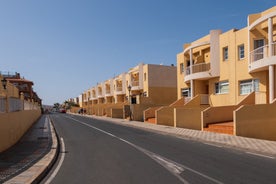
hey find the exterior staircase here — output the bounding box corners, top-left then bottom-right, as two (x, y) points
(146, 117), (156, 124)
(203, 122), (234, 135)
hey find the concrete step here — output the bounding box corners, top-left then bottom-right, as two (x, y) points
(204, 122), (234, 135)
(145, 118), (156, 124)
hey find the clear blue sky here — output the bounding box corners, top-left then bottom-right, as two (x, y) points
(0, 0), (275, 105)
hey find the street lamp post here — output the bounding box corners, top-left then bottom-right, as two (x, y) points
(127, 85), (132, 121)
(1, 78), (7, 89)
(1, 78), (8, 112)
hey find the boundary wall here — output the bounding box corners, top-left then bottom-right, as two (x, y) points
(0, 110), (41, 152)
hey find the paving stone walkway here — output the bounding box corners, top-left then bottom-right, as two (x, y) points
(0, 115), (57, 184)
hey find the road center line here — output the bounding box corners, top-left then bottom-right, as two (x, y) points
(66, 116), (223, 184)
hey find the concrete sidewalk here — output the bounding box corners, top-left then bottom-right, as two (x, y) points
(1, 113), (276, 184)
(0, 115), (58, 184)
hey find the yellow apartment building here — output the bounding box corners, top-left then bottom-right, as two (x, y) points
(152, 6), (276, 141)
(80, 63), (177, 121)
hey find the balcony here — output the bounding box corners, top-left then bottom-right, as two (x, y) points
(91, 95), (97, 100)
(97, 91), (104, 98)
(105, 89), (112, 97)
(115, 86), (125, 95)
(131, 80), (139, 87)
(249, 43), (276, 73)
(184, 63), (212, 82)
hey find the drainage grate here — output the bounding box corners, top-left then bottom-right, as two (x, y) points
(37, 137), (49, 140)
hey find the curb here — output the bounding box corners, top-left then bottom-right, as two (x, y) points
(4, 116), (60, 184)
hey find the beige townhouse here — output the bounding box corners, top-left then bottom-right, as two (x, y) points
(80, 63), (177, 121)
(149, 6), (276, 141)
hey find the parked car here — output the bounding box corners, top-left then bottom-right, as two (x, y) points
(59, 109), (66, 113)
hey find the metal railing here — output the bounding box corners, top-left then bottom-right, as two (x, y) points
(186, 63), (211, 75)
(116, 86), (123, 91)
(250, 43), (276, 63)
(0, 96), (40, 112)
(131, 80), (139, 87)
(9, 97), (23, 112)
(24, 100), (40, 110)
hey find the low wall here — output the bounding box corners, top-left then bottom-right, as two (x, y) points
(156, 106), (174, 126)
(105, 103), (126, 117)
(175, 107), (207, 130)
(132, 104), (153, 121)
(111, 108), (124, 118)
(202, 105), (237, 128)
(235, 103), (276, 141)
(0, 110), (41, 153)
(143, 106), (162, 121)
(201, 92), (256, 129)
(70, 106), (81, 113)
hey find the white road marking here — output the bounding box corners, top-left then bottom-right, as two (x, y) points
(204, 142), (223, 148)
(246, 152), (275, 159)
(44, 137), (66, 184)
(66, 116), (223, 184)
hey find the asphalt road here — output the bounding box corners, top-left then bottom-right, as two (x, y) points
(43, 113), (276, 184)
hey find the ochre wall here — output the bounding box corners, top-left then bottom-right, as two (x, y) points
(148, 87), (177, 105)
(131, 103), (155, 121)
(156, 106), (174, 126)
(177, 52), (186, 99)
(235, 103), (276, 141)
(111, 108), (124, 119)
(144, 64), (177, 105)
(0, 110), (41, 153)
(174, 107), (207, 130)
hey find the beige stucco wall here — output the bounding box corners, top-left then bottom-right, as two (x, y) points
(235, 102), (276, 141)
(156, 106), (174, 126)
(176, 52), (186, 99)
(131, 103), (155, 121)
(111, 108), (124, 118)
(105, 103), (126, 117)
(0, 76), (20, 98)
(174, 107), (207, 130)
(0, 110), (41, 153)
(144, 64), (177, 105)
(144, 106), (162, 121)
(148, 87), (177, 105)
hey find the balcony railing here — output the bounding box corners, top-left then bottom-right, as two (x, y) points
(105, 89), (111, 94)
(131, 80), (139, 87)
(9, 97), (24, 112)
(185, 63), (210, 75)
(250, 43), (276, 63)
(116, 86), (122, 92)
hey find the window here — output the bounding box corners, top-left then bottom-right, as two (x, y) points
(180, 63), (184, 74)
(223, 47), (228, 61)
(144, 73), (146, 81)
(181, 88), (191, 97)
(238, 44), (244, 60)
(240, 79), (259, 95)
(215, 81), (229, 94)
(254, 39), (264, 49)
